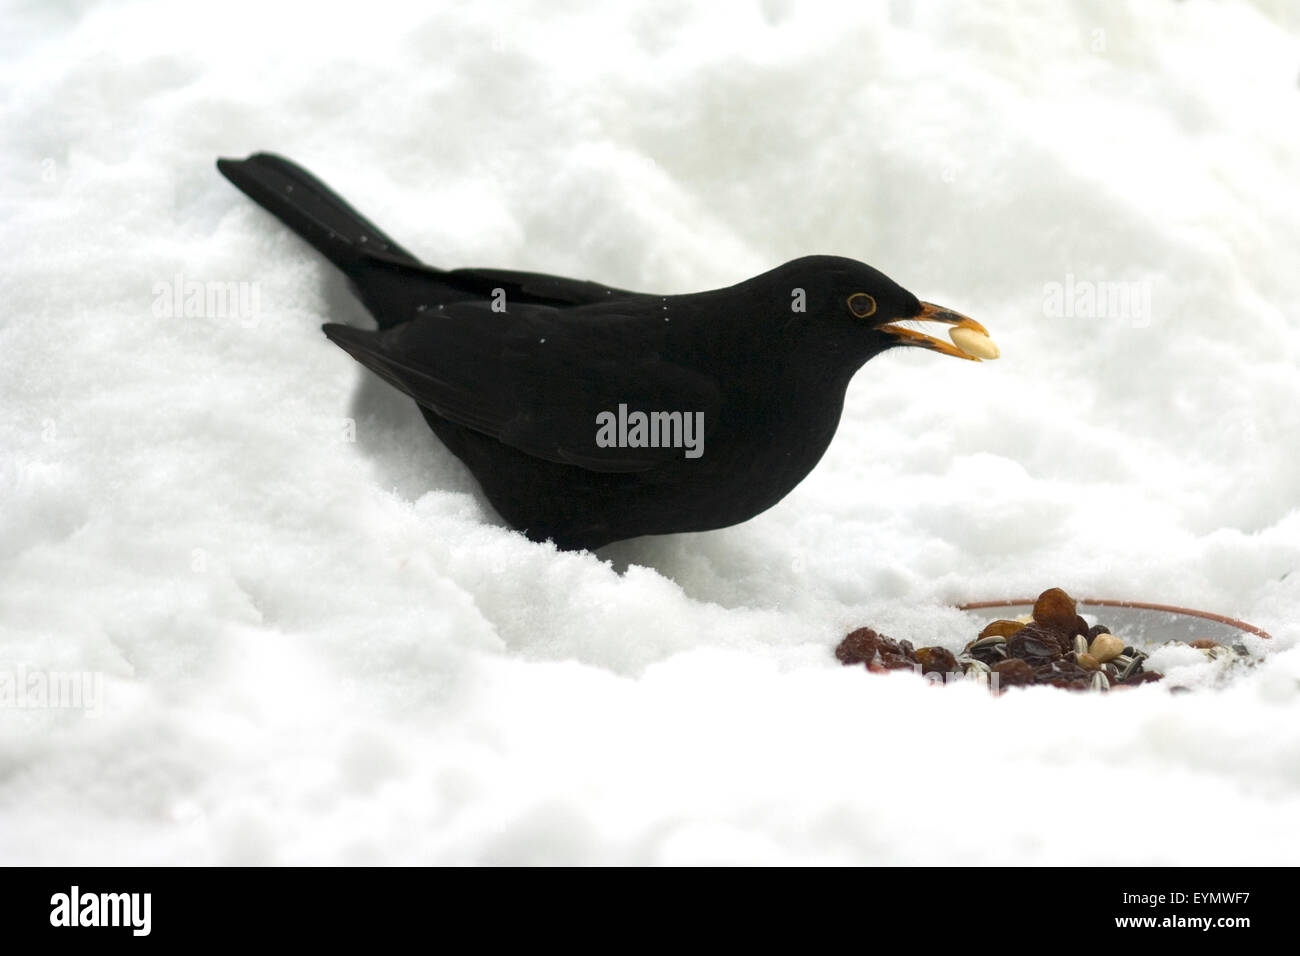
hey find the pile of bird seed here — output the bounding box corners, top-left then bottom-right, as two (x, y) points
(835, 587), (1163, 692)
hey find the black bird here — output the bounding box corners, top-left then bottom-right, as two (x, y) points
(217, 153), (998, 551)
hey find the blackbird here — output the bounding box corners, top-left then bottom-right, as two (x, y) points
(217, 153), (997, 551)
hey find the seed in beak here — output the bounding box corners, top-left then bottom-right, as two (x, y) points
(949, 326), (1000, 360)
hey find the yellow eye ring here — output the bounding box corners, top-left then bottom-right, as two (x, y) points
(848, 293), (877, 318)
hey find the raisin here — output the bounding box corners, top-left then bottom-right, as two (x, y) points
(835, 627), (880, 667)
(1006, 624), (1064, 663)
(1121, 670), (1163, 686)
(1041, 673), (1093, 690)
(1032, 587), (1077, 631)
(875, 635), (919, 670)
(916, 646), (959, 675)
(992, 658), (1034, 687)
(978, 619), (1026, 640)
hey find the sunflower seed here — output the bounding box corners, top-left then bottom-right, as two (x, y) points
(1072, 635), (1089, 656)
(972, 635), (1008, 650)
(949, 326), (1000, 360)
(1091, 671), (1110, 692)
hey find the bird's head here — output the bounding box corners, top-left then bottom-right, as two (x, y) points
(780, 256), (999, 364)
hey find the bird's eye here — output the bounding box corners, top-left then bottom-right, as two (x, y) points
(848, 293), (877, 318)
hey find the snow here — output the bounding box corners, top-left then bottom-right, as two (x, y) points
(2, 0), (1299, 864)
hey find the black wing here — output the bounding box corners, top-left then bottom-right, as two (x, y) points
(431, 267), (641, 308)
(323, 301), (719, 472)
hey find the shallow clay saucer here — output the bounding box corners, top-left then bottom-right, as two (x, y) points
(959, 598), (1272, 649)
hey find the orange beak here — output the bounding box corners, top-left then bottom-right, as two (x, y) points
(878, 302), (998, 362)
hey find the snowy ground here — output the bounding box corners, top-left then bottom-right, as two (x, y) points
(3, 0), (1300, 865)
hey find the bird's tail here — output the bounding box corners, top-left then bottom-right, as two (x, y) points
(216, 153), (422, 274)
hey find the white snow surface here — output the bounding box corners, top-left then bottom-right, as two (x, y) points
(3, 0), (1300, 865)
